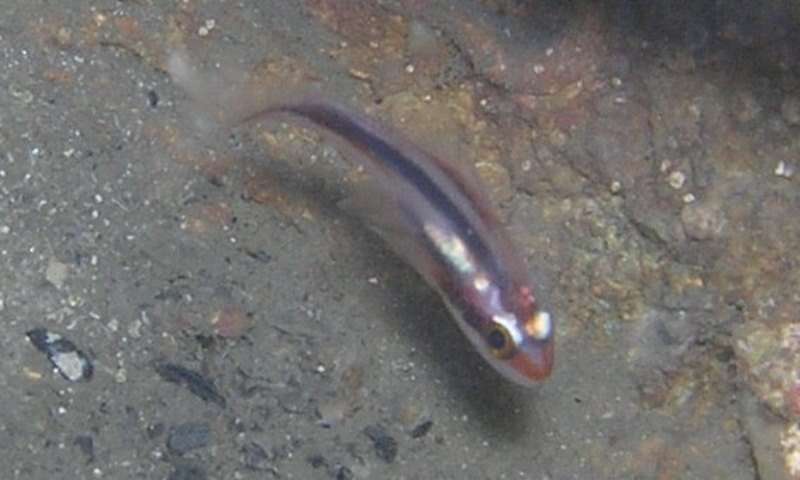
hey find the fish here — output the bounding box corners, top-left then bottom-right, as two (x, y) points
(169, 53), (554, 386)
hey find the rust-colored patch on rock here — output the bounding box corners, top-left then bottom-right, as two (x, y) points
(306, 0), (410, 93)
(182, 201), (235, 235)
(211, 305), (251, 338)
(454, 9), (607, 129)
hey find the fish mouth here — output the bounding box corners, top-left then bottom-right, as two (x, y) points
(507, 339), (554, 385)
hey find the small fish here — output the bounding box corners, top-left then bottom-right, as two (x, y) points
(169, 53), (554, 385)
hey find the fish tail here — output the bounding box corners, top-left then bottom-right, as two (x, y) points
(167, 50), (311, 132)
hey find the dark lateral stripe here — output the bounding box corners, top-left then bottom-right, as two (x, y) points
(285, 103), (499, 275)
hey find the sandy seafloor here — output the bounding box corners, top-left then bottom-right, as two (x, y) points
(1, 1), (800, 479)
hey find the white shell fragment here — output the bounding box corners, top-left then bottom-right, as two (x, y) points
(26, 328), (94, 382)
(775, 161), (795, 179)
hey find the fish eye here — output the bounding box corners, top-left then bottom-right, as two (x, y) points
(486, 324), (516, 359)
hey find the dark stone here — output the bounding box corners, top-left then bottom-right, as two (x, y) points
(147, 422), (165, 439)
(243, 249), (273, 264)
(167, 422), (211, 456)
(307, 453), (326, 468)
(147, 90), (159, 107)
(154, 363), (226, 408)
(241, 442), (271, 470)
(363, 424), (398, 463)
(335, 465), (354, 480)
(168, 463), (207, 480)
(410, 420), (433, 439)
(73, 435), (94, 463)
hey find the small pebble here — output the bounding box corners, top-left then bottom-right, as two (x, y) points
(46, 258), (69, 289)
(26, 328), (94, 382)
(668, 171), (686, 189)
(198, 19), (215, 37)
(680, 201), (726, 240)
